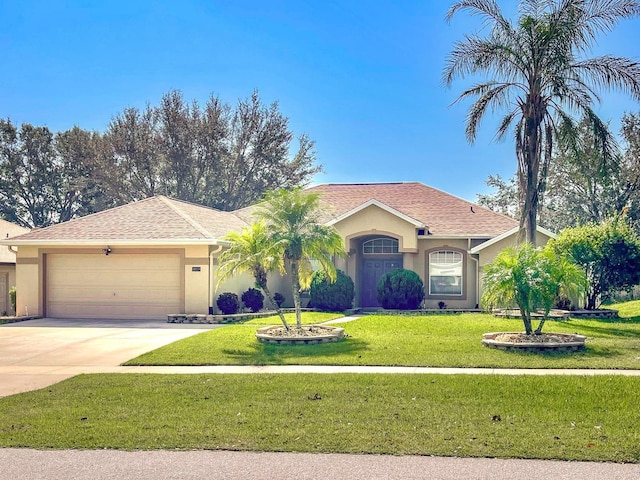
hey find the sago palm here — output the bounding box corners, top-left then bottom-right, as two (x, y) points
(444, 0), (640, 244)
(255, 187), (346, 329)
(217, 221), (290, 329)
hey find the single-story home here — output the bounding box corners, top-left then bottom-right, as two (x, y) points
(0, 219), (30, 315)
(2, 182), (554, 319)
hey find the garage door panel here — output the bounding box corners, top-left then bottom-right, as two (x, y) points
(46, 253), (182, 320)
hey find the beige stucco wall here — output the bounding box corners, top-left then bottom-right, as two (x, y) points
(183, 245), (210, 314)
(475, 230), (554, 307)
(213, 264), (292, 311)
(334, 204), (419, 252)
(476, 230), (553, 267)
(342, 233), (480, 309)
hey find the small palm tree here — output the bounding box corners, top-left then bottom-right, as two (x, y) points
(482, 243), (585, 335)
(444, 0), (640, 244)
(255, 187), (346, 329)
(217, 221), (290, 330)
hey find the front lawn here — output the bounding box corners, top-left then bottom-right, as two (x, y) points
(127, 312), (640, 369)
(0, 373), (638, 463)
(239, 311), (343, 326)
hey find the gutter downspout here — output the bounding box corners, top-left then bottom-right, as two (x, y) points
(468, 239), (480, 309)
(469, 255), (480, 309)
(209, 245), (223, 314)
(8, 245), (17, 254)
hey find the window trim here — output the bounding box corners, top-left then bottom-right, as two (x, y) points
(362, 237), (399, 255)
(425, 246), (467, 300)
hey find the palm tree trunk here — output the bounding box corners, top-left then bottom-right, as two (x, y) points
(534, 317), (546, 335)
(261, 284), (289, 330)
(518, 113), (542, 246)
(290, 260), (303, 329)
(520, 307), (533, 335)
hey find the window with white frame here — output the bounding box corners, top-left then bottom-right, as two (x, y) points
(363, 238), (399, 254)
(429, 250), (463, 295)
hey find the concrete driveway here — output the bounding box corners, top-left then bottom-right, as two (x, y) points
(0, 318), (217, 397)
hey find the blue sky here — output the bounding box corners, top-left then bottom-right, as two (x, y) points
(2, 0), (639, 202)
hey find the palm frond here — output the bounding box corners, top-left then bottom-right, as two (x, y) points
(572, 56), (640, 101)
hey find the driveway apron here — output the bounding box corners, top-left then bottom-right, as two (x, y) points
(0, 318), (214, 397)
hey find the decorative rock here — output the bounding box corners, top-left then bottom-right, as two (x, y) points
(482, 332), (586, 352)
(255, 325), (345, 345)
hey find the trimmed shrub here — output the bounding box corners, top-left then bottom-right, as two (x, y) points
(216, 292), (240, 315)
(376, 268), (425, 310)
(242, 288), (264, 312)
(273, 292), (285, 308)
(309, 269), (355, 312)
(9, 286), (16, 314)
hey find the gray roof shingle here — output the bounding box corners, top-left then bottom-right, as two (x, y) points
(6, 196), (247, 243)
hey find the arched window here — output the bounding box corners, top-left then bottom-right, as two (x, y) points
(429, 250), (463, 295)
(363, 238), (399, 254)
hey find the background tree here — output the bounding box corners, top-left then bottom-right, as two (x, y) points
(103, 89), (320, 211)
(482, 243), (585, 334)
(548, 215), (640, 309)
(104, 105), (161, 203)
(255, 188), (346, 329)
(478, 112), (640, 233)
(216, 221), (290, 329)
(0, 90), (320, 227)
(445, 0), (640, 244)
(0, 120), (70, 228)
(55, 126), (115, 220)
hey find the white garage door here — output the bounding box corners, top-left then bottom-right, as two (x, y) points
(46, 253), (181, 319)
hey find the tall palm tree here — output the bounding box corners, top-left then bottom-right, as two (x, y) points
(255, 187), (346, 329)
(444, 0), (640, 244)
(217, 221), (290, 330)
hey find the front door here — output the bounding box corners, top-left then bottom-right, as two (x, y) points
(360, 258), (402, 307)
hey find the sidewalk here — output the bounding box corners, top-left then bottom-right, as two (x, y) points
(2, 448), (639, 480)
(3, 364), (640, 376)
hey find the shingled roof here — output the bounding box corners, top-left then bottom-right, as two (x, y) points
(306, 182), (517, 237)
(0, 219), (29, 262)
(4, 196), (247, 244)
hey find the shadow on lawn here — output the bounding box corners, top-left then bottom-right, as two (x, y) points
(221, 337), (370, 364)
(565, 317), (640, 339)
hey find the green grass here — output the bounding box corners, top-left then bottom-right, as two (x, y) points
(239, 311), (343, 326)
(607, 299), (640, 318)
(126, 312), (640, 369)
(1, 373), (639, 462)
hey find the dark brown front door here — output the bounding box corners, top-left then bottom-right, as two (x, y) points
(361, 258), (402, 307)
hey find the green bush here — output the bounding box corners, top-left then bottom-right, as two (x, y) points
(273, 292), (285, 308)
(216, 292), (240, 315)
(376, 269), (425, 310)
(241, 288), (264, 312)
(9, 286), (16, 314)
(309, 269), (355, 312)
(548, 215), (640, 309)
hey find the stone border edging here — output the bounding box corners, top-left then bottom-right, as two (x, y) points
(482, 332), (587, 352)
(255, 325), (345, 345)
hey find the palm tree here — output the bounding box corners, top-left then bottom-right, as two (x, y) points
(255, 187), (346, 329)
(482, 243), (586, 334)
(217, 221), (290, 330)
(444, 0), (640, 244)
